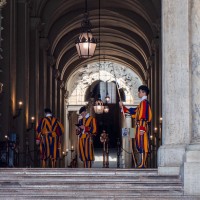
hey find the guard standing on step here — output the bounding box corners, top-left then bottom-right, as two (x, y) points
(36, 108), (64, 168)
(119, 85), (152, 168)
(76, 106), (97, 168)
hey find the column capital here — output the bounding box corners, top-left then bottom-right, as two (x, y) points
(64, 91), (69, 99)
(152, 19), (161, 39)
(54, 69), (60, 80)
(151, 39), (159, 52)
(30, 17), (41, 30)
(39, 38), (49, 50)
(60, 81), (65, 90)
(147, 57), (153, 69)
(47, 55), (56, 67)
(144, 70), (149, 81)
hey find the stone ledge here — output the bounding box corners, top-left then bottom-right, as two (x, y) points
(158, 167), (180, 176)
(158, 144), (186, 167)
(185, 150), (200, 162)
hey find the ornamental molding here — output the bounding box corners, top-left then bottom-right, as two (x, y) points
(67, 62), (142, 105)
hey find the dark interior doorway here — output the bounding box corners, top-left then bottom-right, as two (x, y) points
(93, 103), (121, 149)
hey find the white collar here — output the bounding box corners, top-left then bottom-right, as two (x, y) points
(140, 96), (147, 102)
(46, 113), (52, 117)
(85, 113), (90, 118)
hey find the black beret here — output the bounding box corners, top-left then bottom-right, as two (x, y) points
(138, 85), (150, 95)
(79, 106), (86, 114)
(44, 108), (52, 114)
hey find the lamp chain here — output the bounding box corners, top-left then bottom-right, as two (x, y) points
(85, 0), (88, 14)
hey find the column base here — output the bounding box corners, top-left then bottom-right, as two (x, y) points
(184, 143), (200, 195)
(157, 144), (186, 175)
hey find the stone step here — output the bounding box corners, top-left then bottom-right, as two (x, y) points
(0, 168), (158, 174)
(0, 178), (182, 183)
(0, 182), (182, 189)
(0, 168), (185, 199)
(0, 168), (179, 178)
(0, 195), (197, 200)
(0, 188), (183, 196)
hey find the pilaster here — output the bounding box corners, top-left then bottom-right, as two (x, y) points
(39, 37), (49, 112)
(184, 0), (200, 195)
(158, 0), (190, 175)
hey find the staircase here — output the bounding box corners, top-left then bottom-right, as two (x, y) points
(93, 148), (118, 168)
(0, 168), (196, 200)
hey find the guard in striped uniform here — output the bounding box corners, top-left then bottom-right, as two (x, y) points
(77, 106), (97, 168)
(120, 85), (152, 168)
(36, 108), (64, 168)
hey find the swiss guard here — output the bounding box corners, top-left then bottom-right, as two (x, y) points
(120, 85), (152, 168)
(36, 108), (64, 168)
(76, 106), (97, 168)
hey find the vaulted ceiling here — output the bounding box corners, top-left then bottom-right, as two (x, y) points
(30, 0), (161, 83)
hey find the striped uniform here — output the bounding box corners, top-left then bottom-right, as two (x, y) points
(78, 115), (97, 162)
(123, 99), (152, 153)
(36, 116), (64, 161)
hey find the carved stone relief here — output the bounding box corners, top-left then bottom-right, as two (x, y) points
(67, 62), (143, 105)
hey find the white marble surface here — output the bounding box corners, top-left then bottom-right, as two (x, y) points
(158, 166), (180, 176)
(162, 0), (190, 145)
(183, 1), (200, 195)
(158, 144), (186, 167)
(184, 162), (200, 195)
(191, 0), (200, 141)
(159, 0), (190, 173)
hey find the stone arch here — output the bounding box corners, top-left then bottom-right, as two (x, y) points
(66, 61), (143, 106)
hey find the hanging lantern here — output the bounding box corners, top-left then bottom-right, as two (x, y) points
(105, 81), (110, 102)
(75, 0), (97, 58)
(103, 105), (109, 113)
(105, 93), (110, 102)
(75, 30), (97, 58)
(94, 98), (104, 114)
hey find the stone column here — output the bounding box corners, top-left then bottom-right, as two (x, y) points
(184, 0), (200, 195)
(51, 67), (55, 113)
(0, 0), (10, 138)
(15, 0), (30, 166)
(39, 38), (49, 112)
(54, 69), (61, 118)
(64, 97), (69, 167)
(0, 0), (7, 59)
(158, 0), (190, 175)
(47, 55), (55, 109)
(29, 16), (41, 166)
(152, 39), (160, 168)
(122, 115), (132, 168)
(60, 81), (65, 121)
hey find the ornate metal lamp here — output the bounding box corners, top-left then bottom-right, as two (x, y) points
(94, 96), (104, 114)
(75, 0), (97, 58)
(105, 81), (110, 102)
(103, 105), (109, 113)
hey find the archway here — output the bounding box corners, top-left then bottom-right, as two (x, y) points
(0, 0), (162, 169)
(64, 61), (143, 168)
